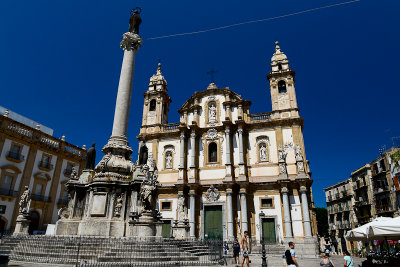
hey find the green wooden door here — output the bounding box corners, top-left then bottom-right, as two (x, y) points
(262, 218), (276, 244)
(204, 205), (223, 240)
(161, 220), (171, 238)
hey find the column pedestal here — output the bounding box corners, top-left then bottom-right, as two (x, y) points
(13, 214), (30, 235)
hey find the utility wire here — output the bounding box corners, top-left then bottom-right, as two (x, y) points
(147, 0), (361, 40)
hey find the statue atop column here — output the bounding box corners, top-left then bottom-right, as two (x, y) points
(129, 8), (142, 34)
(85, 143), (96, 170)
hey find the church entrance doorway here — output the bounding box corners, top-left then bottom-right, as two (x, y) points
(261, 218), (276, 244)
(161, 220), (171, 238)
(204, 205), (222, 240)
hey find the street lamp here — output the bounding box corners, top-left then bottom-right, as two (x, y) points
(259, 211), (267, 267)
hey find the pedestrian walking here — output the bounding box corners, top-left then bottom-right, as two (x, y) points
(320, 253), (335, 267)
(285, 241), (299, 267)
(241, 231), (250, 267)
(343, 250), (354, 267)
(232, 239), (240, 266)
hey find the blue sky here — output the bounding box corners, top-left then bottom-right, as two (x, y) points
(1, 0), (399, 207)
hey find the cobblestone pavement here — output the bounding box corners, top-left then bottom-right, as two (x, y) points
(8, 255), (365, 266)
(227, 254), (364, 267)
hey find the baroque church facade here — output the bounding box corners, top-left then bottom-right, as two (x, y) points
(139, 42), (318, 246)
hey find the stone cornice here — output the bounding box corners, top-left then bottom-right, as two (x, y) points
(0, 116), (85, 161)
(267, 69), (296, 80)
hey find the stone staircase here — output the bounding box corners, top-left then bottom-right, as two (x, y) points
(0, 236), (221, 266)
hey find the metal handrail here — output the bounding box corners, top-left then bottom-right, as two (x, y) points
(6, 151), (25, 161)
(39, 161), (53, 170)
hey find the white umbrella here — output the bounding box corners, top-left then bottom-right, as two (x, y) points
(367, 216), (400, 240)
(345, 217), (391, 241)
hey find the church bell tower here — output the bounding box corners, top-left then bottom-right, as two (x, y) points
(267, 41), (299, 118)
(141, 63), (171, 126)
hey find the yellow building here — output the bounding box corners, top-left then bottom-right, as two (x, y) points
(0, 108), (86, 233)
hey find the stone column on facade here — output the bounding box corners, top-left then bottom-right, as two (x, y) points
(238, 128), (245, 164)
(189, 190), (196, 237)
(225, 128), (231, 165)
(94, 32), (142, 180)
(240, 188), (248, 233)
(281, 184), (293, 238)
(226, 188), (234, 240)
(300, 184), (312, 238)
(190, 131), (196, 168)
(179, 132), (186, 169)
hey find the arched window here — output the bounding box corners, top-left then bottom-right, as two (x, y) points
(149, 99), (156, 111)
(278, 64), (282, 71)
(278, 80), (287, 93)
(208, 142), (218, 163)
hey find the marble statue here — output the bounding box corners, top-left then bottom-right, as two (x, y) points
(114, 195), (123, 217)
(71, 167), (78, 179)
(278, 145), (286, 162)
(259, 144), (268, 161)
(139, 142), (148, 165)
(177, 195), (186, 221)
(147, 153), (156, 172)
(208, 103), (217, 123)
(295, 144), (303, 161)
(18, 186), (31, 214)
(85, 143), (96, 170)
(139, 181), (156, 212)
(129, 8), (142, 34)
(279, 163), (287, 174)
(165, 152), (172, 169)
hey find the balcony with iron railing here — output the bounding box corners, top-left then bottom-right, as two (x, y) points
(375, 205), (392, 214)
(374, 186), (389, 195)
(6, 151), (25, 162)
(0, 188), (19, 197)
(327, 195), (333, 202)
(39, 161), (53, 170)
(31, 194), (51, 202)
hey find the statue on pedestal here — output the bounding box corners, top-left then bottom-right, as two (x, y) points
(129, 8), (142, 34)
(18, 186), (30, 214)
(85, 143), (96, 170)
(138, 141), (148, 165)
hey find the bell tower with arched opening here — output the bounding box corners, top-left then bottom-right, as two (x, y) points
(267, 41), (299, 117)
(141, 62), (171, 126)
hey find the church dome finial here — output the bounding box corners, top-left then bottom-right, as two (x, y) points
(271, 41), (287, 63)
(149, 61), (167, 89)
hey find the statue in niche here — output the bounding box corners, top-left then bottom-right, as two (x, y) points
(165, 152), (173, 169)
(208, 103), (217, 123)
(177, 195), (186, 221)
(138, 141), (148, 165)
(114, 195), (123, 217)
(18, 186), (31, 214)
(278, 145), (286, 162)
(129, 8), (142, 34)
(259, 143), (268, 161)
(85, 143), (96, 170)
(295, 144), (303, 161)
